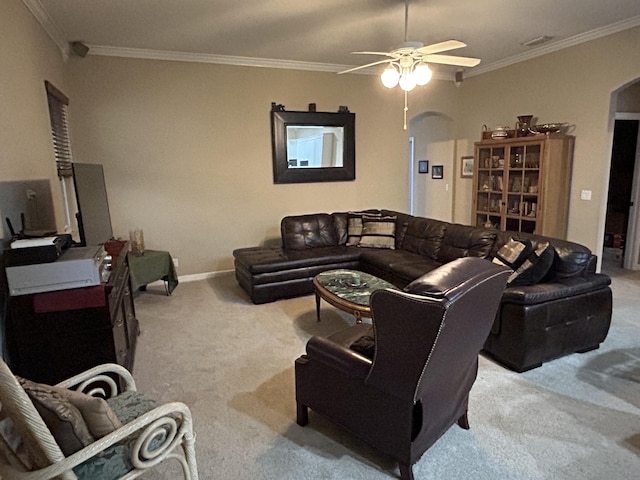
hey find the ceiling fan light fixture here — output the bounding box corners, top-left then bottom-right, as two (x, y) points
(413, 63), (432, 86)
(381, 65), (400, 88)
(399, 71), (416, 92)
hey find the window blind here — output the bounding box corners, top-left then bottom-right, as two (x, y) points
(45, 81), (73, 178)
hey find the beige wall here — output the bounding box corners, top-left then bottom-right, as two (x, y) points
(64, 57), (414, 274)
(3, 0), (640, 276)
(447, 26), (640, 258)
(617, 81), (640, 111)
(0, 0), (66, 233)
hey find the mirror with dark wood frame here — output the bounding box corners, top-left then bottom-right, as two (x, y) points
(271, 105), (355, 184)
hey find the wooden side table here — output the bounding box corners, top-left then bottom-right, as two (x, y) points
(127, 250), (178, 295)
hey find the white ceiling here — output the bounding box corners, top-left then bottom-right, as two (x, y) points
(26, 0), (640, 78)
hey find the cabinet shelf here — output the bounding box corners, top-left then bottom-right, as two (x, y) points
(472, 134), (574, 237)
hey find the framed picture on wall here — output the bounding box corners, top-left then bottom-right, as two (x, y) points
(432, 165), (443, 179)
(461, 156), (474, 178)
(418, 160), (429, 173)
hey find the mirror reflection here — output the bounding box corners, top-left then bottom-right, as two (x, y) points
(271, 106), (355, 184)
(286, 126), (344, 168)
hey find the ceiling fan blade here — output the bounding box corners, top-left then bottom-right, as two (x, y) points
(338, 58), (392, 75)
(425, 54), (481, 67)
(417, 40), (467, 55)
(351, 51), (397, 57)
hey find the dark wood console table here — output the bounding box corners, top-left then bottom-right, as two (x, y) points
(4, 246), (139, 385)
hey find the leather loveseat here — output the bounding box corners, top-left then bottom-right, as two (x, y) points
(233, 209), (612, 372)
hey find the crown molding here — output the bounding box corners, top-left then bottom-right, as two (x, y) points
(21, 0), (69, 60)
(88, 45), (352, 73)
(88, 45), (460, 82)
(23, 2), (640, 77)
(468, 14), (640, 78)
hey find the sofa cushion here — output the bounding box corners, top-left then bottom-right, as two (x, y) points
(492, 238), (533, 270)
(403, 257), (507, 300)
(381, 210), (410, 248)
(438, 224), (496, 263)
(507, 241), (555, 287)
(332, 212), (349, 245)
(281, 213), (338, 250)
(358, 215), (396, 249)
(400, 216), (447, 259)
(234, 246), (360, 274)
(359, 249), (441, 285)
(502, 273), (611, 305)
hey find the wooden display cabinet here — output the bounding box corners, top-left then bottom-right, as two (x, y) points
(472, 134), (575, 238)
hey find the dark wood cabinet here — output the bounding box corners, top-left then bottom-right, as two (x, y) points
(5, 248), (138, 385)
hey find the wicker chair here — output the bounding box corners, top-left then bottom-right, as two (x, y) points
(0, 360), (198, 480)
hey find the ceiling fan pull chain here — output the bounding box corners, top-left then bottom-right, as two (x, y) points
(403, 90), (409, 130)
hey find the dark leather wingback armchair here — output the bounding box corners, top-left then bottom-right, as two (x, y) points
(295, 257), (510, 480)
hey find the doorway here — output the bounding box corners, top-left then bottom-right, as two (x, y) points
(604, 117), (640, 269)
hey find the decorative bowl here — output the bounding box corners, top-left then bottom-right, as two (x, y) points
(530, 123), (566, 134)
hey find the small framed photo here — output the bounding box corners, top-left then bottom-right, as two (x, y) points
(418, 160), (429, 174)
(432, 165), (443, 179)
(461, 156), (474, 178)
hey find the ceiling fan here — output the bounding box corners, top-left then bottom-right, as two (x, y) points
(339, 0), (481, 83)
(339, 0), (481, 127)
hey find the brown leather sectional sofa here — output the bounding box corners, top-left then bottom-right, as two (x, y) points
(233, 209), (612, 372)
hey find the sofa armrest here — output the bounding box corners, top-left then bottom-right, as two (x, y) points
(306, 336), (372, 379)
(502, 273), (611, 305)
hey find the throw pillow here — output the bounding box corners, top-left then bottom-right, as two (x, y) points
(346, 212), (364, 246)
(358, 215), (396, 249)
(508, 241), (555, 287)
(492, 238), (533, 270)
(17, 377), (123, 453)
(64, 389), (122, 438)
(18, 377), (95, 456)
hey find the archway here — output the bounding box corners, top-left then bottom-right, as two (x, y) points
(605, 79), (640, 271)
(408, 111), (455, 221)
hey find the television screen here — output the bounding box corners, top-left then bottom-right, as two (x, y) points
(0, 180), (56, 244)
(72, 163), (113, 246)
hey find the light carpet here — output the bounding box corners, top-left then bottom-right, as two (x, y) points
(132, 264), (640, 479)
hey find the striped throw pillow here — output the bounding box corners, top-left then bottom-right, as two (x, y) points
(358, 215), (396, 249)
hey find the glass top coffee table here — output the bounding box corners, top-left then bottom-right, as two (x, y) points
(313, 269), (399, 323)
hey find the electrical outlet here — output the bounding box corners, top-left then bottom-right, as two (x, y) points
(173, 258), (179, 268)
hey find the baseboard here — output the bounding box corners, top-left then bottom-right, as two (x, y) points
(145, 269), (234, 287)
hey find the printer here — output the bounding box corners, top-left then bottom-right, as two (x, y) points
(5, 244), (112, 296)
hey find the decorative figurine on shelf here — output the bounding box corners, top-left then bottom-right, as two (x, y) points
(516, 115), (534, 137)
